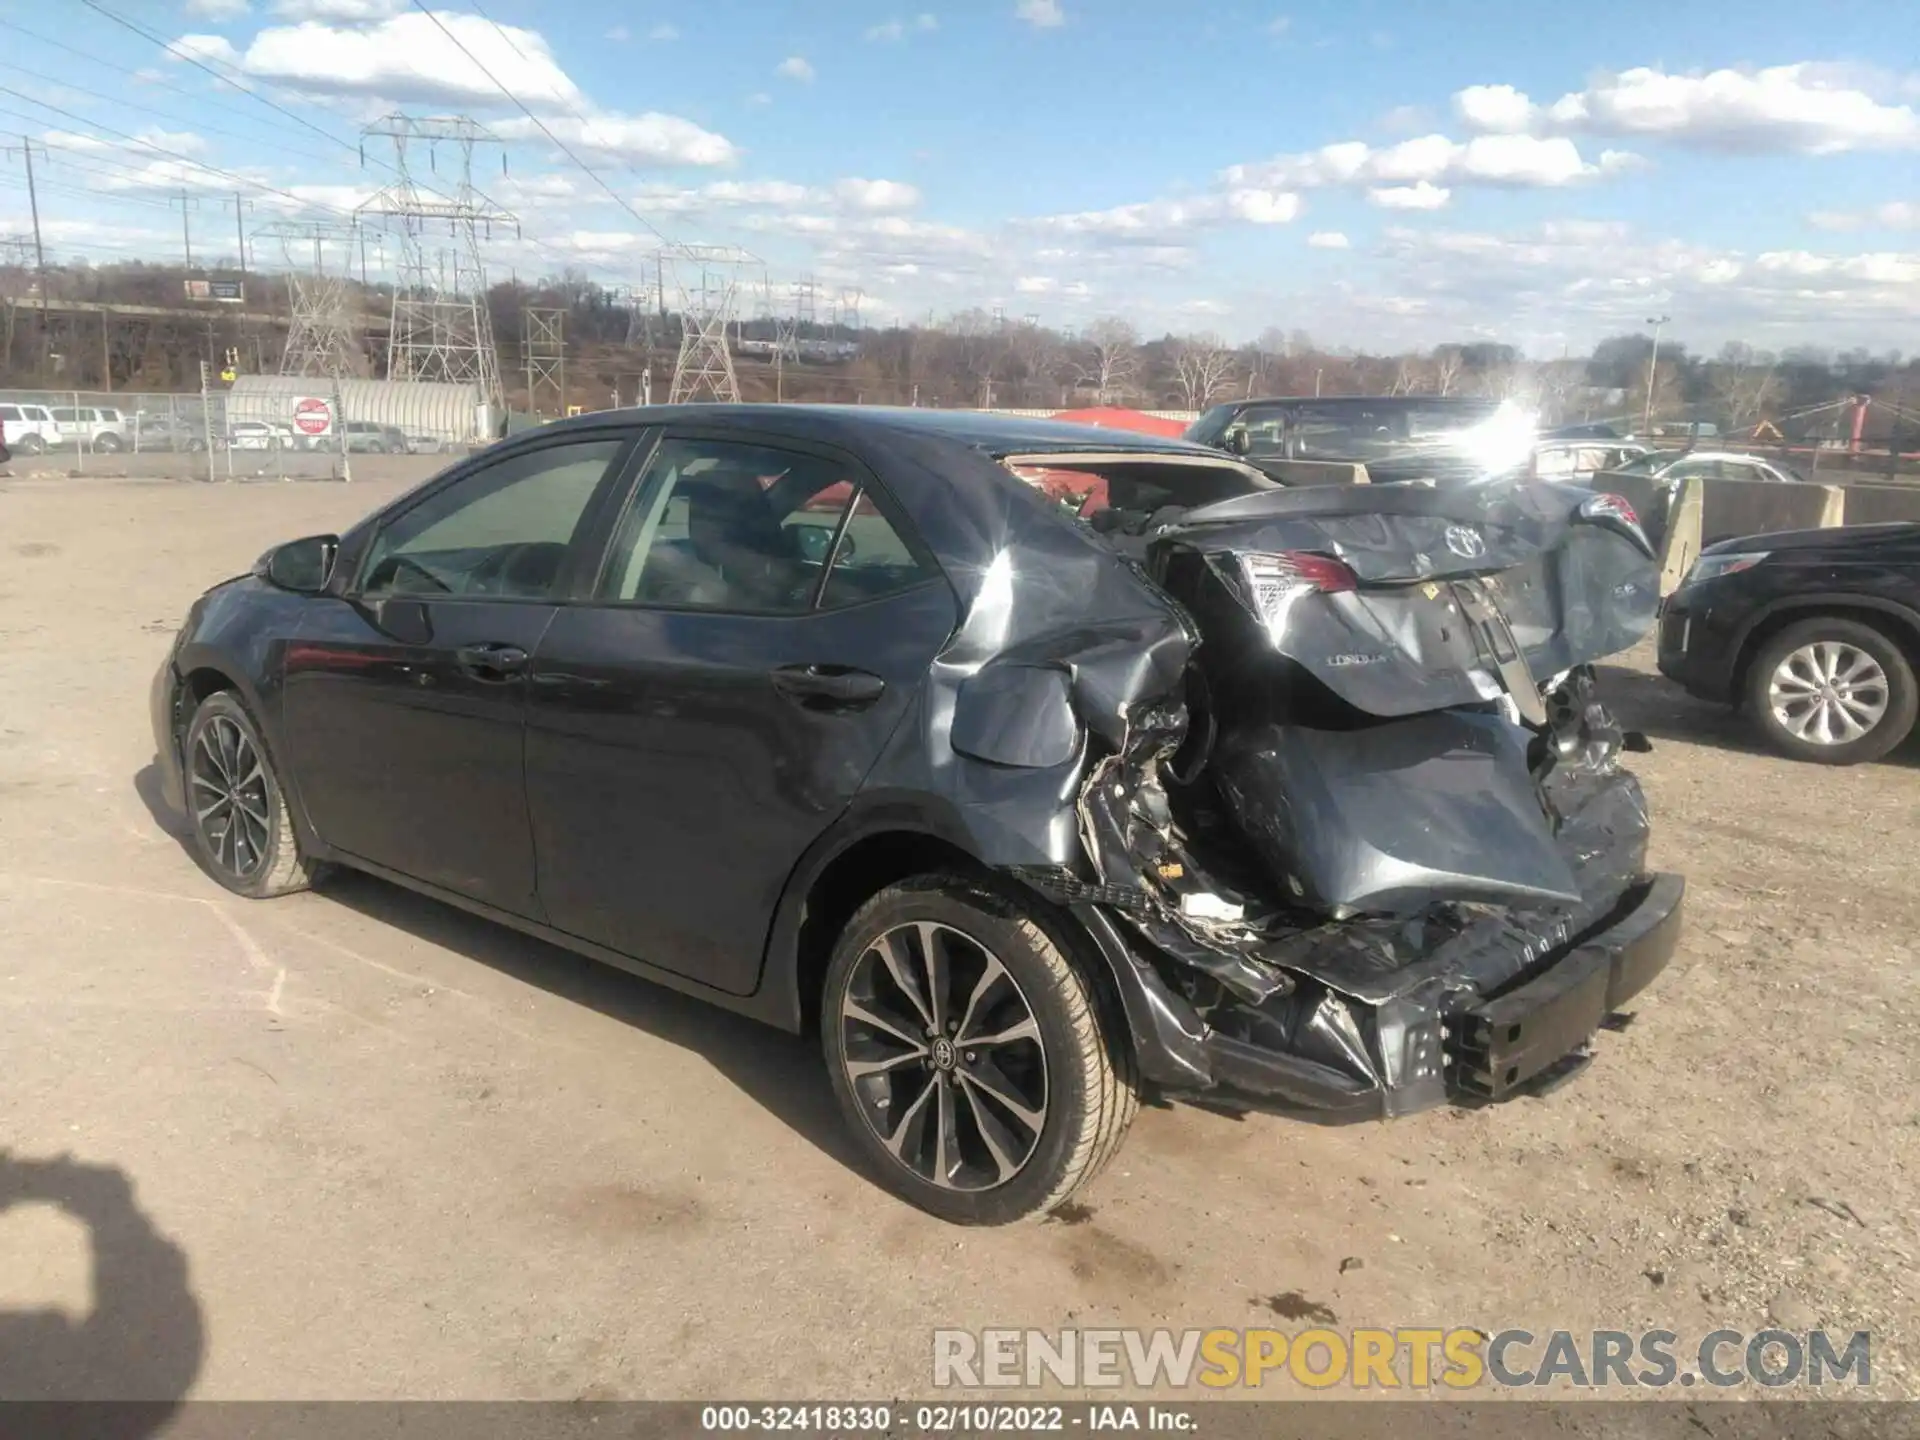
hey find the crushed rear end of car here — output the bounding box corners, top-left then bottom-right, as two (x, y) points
(975, 464), (1683, 1119)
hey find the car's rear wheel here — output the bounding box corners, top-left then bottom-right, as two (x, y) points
(184, 692), (320, 898)
(821, 874), (1137, 1224)
(95, 433), (124, 453)
(19, 434), (44, 455)
(1746, 617), (1917, 766)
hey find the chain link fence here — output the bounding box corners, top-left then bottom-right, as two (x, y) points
(0, 386), (457, 482)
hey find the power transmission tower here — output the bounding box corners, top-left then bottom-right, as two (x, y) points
(662, 246), (747, 404)
(837, 286), (863, 334)
(259, 219), (363, 379)
(522, 306), (565, 414)
(793, 277), (817, 340)
(354, 113), (516, 417)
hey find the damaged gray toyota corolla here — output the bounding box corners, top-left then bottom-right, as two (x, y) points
(153, 406), (1681, 1227)
(853, 418), (1682, 1221)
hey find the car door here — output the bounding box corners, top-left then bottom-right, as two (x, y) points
(279, 432), (636, 915)
(524, 430), (959, 994)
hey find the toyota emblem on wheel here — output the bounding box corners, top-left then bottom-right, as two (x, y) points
(1445, 525), (1487, 559)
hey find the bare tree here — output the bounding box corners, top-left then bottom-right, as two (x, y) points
(1430, 345), (1465, 396)
(1389, 354), (1429, 395)
(1076, 316), (1140, 403)
(1713, 353), (1781, 433)
(1169, 333), (1237, 411)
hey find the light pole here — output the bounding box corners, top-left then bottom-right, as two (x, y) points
(1642, 314), (1671, 435)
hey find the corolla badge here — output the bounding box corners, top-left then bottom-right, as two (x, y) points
(1444, 525), (1487, 559)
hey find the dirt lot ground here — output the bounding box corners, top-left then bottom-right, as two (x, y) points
(1, 472), (1915, 1404)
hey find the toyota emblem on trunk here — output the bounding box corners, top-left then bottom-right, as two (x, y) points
(1444, 525), (1487, 559)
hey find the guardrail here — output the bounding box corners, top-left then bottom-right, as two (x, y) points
(1596, 469), (1920, 596)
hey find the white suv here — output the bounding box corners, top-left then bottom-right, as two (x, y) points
(48, 406), (130, 452)
(0, 403), (63, 455)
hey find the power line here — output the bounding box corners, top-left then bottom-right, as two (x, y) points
(0, 60), (350, 174)
(74, 0), (411, 181)
(408, 0), (688, 257)
(0, 14), (361, 161)
(0, 86), (360, 220)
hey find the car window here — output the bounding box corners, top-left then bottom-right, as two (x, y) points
(50, 409), (78, 423)
(358, 438), (625, 601)
(0, 406), (20, 423)
(597, 436), (934, 613)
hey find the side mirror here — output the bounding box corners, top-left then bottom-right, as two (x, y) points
(256, 534), (339, 593)
(1225, 427), (1253, 456)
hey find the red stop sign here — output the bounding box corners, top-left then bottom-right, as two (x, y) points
(292, 397), (332, 436)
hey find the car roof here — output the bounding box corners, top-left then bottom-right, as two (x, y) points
(527, 403), (1224, 458)
(1215, 394), (1501, 411)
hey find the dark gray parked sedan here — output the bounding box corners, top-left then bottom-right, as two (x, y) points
(150, 405), (1682, 1223)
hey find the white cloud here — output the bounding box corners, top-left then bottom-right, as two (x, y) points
(834, 177), (922, 211)
(1370, 181), (1452, 209)
(1455, 65), (1920, 155)
(168, 34), (241, 65)
(185, 0), (251, 18)
(605, 24), (630, 41)
(777, 56), (816, 82)
(1267, 15), (1291, 36)
(650, 23), (680, 40)
(703, 179), (815, 206)
(1230, 131), (1623, 191)
(1015, 275), (1057, 293)
(46, 127), (208, 157)
(1455, 83), (1536, 133)
(747, 92), (772, 107)
(495, 113), (737, 167)
(1808, 201), (1920, 231)
(1307, 230), (1350, 248)
(1015, 0), (1064, 28)
(1223, 188), (1301, 223)
(1031, 189), (1299, 240)
(269, 0), (405, 17)
(191, 13), (583, 107)
(867, 14), (938, 40)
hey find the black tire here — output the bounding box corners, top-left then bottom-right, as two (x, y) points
(19, 434), (44, 455)
(1745, 616), (1917, 766)
(182, 691), (321, 898)
(821, 873), (1137, 1225)
(95, 433), (124, 454)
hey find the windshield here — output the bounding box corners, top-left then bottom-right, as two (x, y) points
(1200, 400), (1507, 460)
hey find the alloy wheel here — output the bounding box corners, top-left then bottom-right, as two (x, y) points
(1769, 641), (1890, 746)
(838, 921), (1049, 1192)
(190, 715), (271, 879)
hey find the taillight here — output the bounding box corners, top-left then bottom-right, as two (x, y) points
(1581, 492), (1639, 527)
(1238, 551), (1358, 618)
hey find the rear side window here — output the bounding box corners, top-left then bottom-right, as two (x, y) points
(0, 407), (20, 423)
(597, 436), (935, 614)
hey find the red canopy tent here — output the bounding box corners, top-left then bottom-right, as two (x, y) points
(1048, 406), (1190, 439)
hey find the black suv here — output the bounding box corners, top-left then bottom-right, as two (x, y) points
(1657, 522), (1920, 764)
(1186, 395), (1535, 486)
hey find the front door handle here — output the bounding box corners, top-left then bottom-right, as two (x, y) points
(456, 642), (529, 682)
(770, 664), (886, 710)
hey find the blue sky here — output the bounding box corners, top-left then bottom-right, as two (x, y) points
(1, 0), (1916, 352)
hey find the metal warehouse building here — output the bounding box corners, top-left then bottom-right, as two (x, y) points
(226, 376), (491, 446)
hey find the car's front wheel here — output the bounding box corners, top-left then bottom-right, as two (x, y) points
(822, 874), (1137, 1224)
(1747, 616), (1918, 765)
(183, 691), (322, 897)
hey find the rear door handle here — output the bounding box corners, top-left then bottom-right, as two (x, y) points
(770, 664), (886, 710)
(456, 642), (529, 682)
